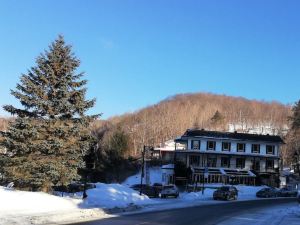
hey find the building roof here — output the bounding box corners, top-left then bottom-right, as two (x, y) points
(177, 129), (284, 143)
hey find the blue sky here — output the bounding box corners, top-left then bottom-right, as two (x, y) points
(0, 0), (299, 119)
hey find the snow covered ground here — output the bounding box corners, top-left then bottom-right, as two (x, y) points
(0, 182), (269, 225)
(0, 167), (288, 225)
(0, 184), (155, 225)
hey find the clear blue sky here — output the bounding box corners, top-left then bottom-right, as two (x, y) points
(0, 0), (299, 119)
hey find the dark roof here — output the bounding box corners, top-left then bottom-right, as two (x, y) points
(179, 129), (284, 143)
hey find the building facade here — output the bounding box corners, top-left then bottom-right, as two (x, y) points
(174, 129), (284, 187)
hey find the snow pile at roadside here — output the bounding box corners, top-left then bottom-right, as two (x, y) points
(181, 188), (215, 201)
(0, 186), (80, 215)
(0, 183), (156, 225)
(236, 185), (266, 199)
(82, 183), (155, 209)
(123, 166), (162, 186)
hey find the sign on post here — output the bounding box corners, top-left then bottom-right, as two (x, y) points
(202, 167), (209, 195)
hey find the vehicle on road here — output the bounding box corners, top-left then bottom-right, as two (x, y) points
(277, 187), (298, 197)
(152, 183), (163, 195)
(160, 185), (179, 198)
(213, 186), (238, 200)
(256, 187), (278, 198)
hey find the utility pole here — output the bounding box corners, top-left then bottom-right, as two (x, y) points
(139, 145), (154, 195)
(140, 145), (146, 195)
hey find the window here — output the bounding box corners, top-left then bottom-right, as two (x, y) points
(236, 158), (245, 169)
(207, 141), (216, 150)
(221, 157), (230, 168)
(191, 140), (200, 150)
(251, 160), (260, 171)
(207, 156), (217, 167)
(237, 143), (245, 152)
(251, 144), (260, 154)
(222, 142), (231, 151)
(266, 145), (275, 155)
(266, 159), (274, 170)
(190, 155), (200, 167)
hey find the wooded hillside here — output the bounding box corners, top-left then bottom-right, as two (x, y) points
(107, 93), (291, 156)
(1, 93), (292, 158)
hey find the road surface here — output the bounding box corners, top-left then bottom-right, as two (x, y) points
(72, 198), (297, 225)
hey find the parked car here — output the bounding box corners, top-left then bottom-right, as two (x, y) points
(152, 183), (163, 190)
(130, 184), (158, 198)
(130, 184), (148, 191)
(52, 182), (96, 193)
(277, 187), (298, 197)
(256, 187), (278, 198)
(160, 185), (179, 198)
(213, 186), (238, 201)
(152, 183), (163, 195)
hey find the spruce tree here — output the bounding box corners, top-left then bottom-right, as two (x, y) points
(291, 100), (300, 130)
(211, 110), (224, 125)
(1, 36), (99, 191)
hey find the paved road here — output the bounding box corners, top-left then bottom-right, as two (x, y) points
(72, 198), (297, 225)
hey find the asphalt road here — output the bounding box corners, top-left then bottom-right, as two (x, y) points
(72, 198), (297, 225)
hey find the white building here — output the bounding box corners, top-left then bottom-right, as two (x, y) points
(174, 129), (284, 187)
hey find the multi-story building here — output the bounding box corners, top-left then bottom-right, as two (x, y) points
(173, 129), (284, 187)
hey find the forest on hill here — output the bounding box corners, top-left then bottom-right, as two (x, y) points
(0, 93), (295, 181)
(103, 92), (291, 156)
(0, 93), (292, 158)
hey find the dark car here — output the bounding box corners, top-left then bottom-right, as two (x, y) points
(277, 187), (298, 197)
(213, 186), (238, 201)
(256, 187), (278, 198)
(130, 184), (148, 191)
(297, 192), (300, 203)
(152, 183), (163, 195)
(152, 183), (163, 189)
(130, 184), (158, 198)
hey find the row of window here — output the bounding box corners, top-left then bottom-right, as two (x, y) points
(189, 155), (275, 169)
(191, 140), (275, 155)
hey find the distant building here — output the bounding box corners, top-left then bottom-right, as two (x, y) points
(153, 139), (184, 163)
(173, 129), (284, 187)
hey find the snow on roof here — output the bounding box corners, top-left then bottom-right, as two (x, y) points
(162, 164), (174, 169)
(181, 129), (284, 143)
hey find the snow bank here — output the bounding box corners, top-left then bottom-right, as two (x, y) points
(236, 185), (267, 199)
(0, 186), (80, 215)
(81, 183), (155, 209)
(181, 188), (215, 201)
(0, 183), (155, 225)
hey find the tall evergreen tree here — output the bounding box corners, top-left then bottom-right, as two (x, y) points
(288, 100), (300, 174)
(291, 100), (300, 130)
(1, 36), (99, 191)
(210, 110), (225, 125)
